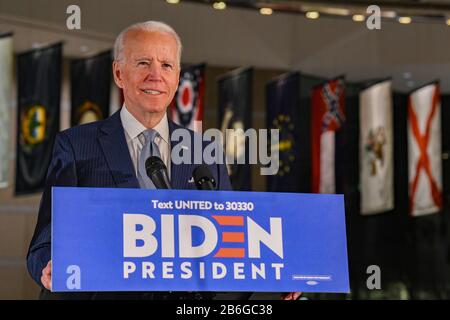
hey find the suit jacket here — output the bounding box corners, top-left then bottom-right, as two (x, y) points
(26, 110), (249, 300)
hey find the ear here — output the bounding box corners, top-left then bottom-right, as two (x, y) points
(112, 61), (124, 89)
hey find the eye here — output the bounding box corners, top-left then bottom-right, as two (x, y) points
(162, 63), (173, 70)
(137, 61), (149, 67)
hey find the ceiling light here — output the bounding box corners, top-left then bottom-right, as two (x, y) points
(306, 11), (319, 19)
(323, 8), (350, 16)
(352, 15), (365, 22)
(304, 6), (349, 16)
(382, 11), (397, 18)
(166, 0), (180, 4)
(260, 8), (273, 15)
(399, 16), (412, 24)
(213, 2), (226, 10)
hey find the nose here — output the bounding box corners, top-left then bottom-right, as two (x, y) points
(144, 62), (162, 81)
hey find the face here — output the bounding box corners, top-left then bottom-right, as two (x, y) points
(113, 30), (180, 117)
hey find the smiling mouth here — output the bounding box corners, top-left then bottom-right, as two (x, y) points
(141, 89), (164, 95)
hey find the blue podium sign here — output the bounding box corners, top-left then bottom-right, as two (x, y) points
(51, 187), (349, 293)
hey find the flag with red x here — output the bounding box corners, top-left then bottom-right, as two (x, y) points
(408, 82), (443, 217)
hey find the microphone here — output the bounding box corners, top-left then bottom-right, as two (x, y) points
(145, 156), (172, 189)
(192, 165), (217, 190)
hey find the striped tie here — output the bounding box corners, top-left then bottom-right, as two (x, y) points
(137, 129), (161, 189)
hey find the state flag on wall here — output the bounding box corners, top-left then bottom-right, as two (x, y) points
(0, 33), (13, 188)
(170, 63), (205, 132)
(408, 82), (443, 216)
(70, 50), (112, 126)
(311, 76), (345, 194)
(15, 43), (62, 195)
(359, 79), (394, 215)
(266, 72), (301, 192)
(218, 67), (252, 191)
(442, 94), (450, 212)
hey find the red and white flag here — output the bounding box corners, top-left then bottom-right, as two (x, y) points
(170, 63), (205, 133)
(359, 80), (394, 215)
(408, 82), (443, 217)
(311, 77), (345, 194)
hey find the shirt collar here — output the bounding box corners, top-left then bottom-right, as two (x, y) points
(120, 105), (170, 145)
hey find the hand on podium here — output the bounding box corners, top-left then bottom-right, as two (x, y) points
(41, 260), (52, 290)
(282, 292), (302, 300)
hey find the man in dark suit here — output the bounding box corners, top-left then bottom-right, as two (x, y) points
(27, 20), (300, 301)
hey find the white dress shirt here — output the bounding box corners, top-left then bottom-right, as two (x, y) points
(120, 105), (171, 179)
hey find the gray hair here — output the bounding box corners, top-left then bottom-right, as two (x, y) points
(113, 21), (182, 66)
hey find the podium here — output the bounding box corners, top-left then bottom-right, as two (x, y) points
(51, 187), (350, 294)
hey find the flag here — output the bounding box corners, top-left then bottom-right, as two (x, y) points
(170, 63), (205, 132)
(0, 33), (13, 188)
(266, 72), (300, 192)
(441, 94), (450, 210)
(359, 79), (394, 215)
(15, 43), (62, 195)
(70, 50), (111, 126)
(407, 82), (443, 216)
(218, 68), (252, 191)
(311, 76), (345, 194)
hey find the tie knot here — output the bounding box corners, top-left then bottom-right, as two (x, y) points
(141, 129), (159, 144)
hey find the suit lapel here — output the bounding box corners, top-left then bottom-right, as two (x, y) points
(98, 110), (139, 188)
(169, 121), (195, 190)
